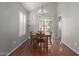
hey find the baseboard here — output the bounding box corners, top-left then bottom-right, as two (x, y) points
(62, 41), (79, 55)
(7, 39), (27, 56)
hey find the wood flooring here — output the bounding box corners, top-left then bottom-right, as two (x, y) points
(9, 39), (78, 56)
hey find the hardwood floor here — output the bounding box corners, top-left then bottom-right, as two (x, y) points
(9, 39), (78, 56)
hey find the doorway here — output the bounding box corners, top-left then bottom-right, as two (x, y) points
(38, 17), (52, 34)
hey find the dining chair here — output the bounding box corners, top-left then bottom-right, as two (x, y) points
(36, 33), (48, 51)
(30, 32), (36, 47)
(47, 32), (52, 45)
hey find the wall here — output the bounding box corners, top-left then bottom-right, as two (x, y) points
(28, 2), (59, 39)
(0, 2), (28, 55)
(57, 2), (79, 54)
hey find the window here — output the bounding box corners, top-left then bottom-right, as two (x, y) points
(19, 11), (26, 36)
(38, 18), (51, 33)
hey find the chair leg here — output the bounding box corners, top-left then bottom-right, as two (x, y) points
(49, 38), (52, 45)
(44, 39), (48, 52)
(30, 39), (32, 45)
(40, 43), (41, 50)
(33, 39), (37, 48)
(44, 43), (46, 52)
(46, 40), (48, 52)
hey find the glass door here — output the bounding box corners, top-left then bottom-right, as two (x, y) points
(38, 18), (52, 33)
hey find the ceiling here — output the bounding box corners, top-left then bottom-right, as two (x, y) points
(21, 2), (49, 11)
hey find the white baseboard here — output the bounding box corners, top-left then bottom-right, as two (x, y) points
(62, 41), (79, 55)
(7, 39), (27, 56)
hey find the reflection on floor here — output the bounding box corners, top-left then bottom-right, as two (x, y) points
(9, 39), (78, 56)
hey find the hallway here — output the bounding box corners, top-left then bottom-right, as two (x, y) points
(0, 2), (79, 56)
(9, 39), (78, 56)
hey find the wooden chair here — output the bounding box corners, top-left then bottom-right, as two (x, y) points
(36, 33), (48, 51)
(30, 32), (36, 47)
(48, 32), (52, 45)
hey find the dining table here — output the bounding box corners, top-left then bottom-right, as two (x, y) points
(31, 31), (51, 51)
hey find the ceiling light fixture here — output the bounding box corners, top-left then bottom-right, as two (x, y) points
(38, 2), (48, 16)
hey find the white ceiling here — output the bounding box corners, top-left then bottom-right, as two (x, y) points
(21, 2), (49, 11)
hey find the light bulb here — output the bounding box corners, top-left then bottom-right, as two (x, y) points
(43, 9), (47, 14)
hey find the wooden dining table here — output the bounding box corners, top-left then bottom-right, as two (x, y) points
(31, 31), (51, 51)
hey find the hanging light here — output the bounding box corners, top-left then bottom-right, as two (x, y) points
(38, 2), (48, 16)
(38, 9), (47, 15)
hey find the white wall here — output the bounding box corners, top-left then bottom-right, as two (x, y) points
(57, 2), (79, 54)
(0, 2), (28, 55)
(28, 2), (59, 39)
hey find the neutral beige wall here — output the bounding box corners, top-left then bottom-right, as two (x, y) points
(0, 2), (28, 55)
(57, 2), (79, 54)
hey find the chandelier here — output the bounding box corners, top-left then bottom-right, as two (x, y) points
(37, 2), (48, 16)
